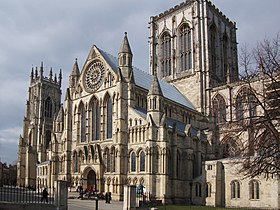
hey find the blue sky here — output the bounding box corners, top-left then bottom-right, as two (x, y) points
(0, 0), (279, 164)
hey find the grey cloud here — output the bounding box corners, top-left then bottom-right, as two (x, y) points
(0, 0), (279, 164)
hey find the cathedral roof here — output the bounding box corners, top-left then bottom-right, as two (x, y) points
(97, 47), (195, 110)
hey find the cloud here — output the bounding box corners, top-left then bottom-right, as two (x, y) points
(0, 0), (279, 164)
(0, 127), (22, 164)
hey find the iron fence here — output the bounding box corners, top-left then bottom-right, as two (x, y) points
(0, 185), (54, 204)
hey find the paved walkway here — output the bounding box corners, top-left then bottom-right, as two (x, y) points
(68, 192), (123, 210)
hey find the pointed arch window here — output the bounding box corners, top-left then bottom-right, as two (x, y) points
(231, 180), (240, 199)
(45, 97), (53, 118)
(222, 34), (228, 82)
(106, 96), (113, 139)
(91, 99), (100, 141)
(210, 24), (217, 79)
(131, 152), (136, 172)
(222, 137), (240, 158)
(179, 24), (192, 72)
(140, 151), (145, 172)
(161, 32), (172, 77)
(249, 180), (260, 199)
(235, 88), (257, 120)
(212, 94), (226, 123)
(206, 182), (212, 197)
(80, 105), (86, 142)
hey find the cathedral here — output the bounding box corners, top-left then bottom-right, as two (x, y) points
(17, 0), (280, 209)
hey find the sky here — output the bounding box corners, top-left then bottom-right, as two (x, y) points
(0, 0), (279, 164)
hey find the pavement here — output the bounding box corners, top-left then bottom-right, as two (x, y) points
(68, 191), (123, 210)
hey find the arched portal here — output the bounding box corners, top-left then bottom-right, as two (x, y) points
(86, 170), (96, 190)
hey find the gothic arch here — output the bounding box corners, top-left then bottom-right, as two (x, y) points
(212, 93), (227, 123)
(234, 86), (257, 120)
(103, 92), (113, 139)
(221, 136), (242, 158)
(44, 97), (54, 118)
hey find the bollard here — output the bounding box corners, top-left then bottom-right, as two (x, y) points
(95, 197), (98, 210)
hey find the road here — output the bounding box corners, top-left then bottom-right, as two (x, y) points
(68, 192), (123, 210)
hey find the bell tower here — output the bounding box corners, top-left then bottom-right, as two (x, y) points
(17, 62), (62, 188)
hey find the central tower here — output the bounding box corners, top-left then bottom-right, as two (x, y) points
(149, 0), (238, 114)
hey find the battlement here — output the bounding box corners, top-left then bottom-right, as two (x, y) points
(150, 0), (236, 27)
(30, 62), (62, 86)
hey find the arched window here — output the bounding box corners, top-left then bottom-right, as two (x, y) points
(161, 32), (172, 77)
(179, 24), (192, 72)
(231, 180), (240, 199)
(212, 94), (226, 123)
(195, 183), (202, 197)
(106, 96), (113, 139)
(235, 88), (257, 120)
(222, 34), (228, 82)
(206, 182), (212, 197)
(249, 180), (260, 199)
(140, 151), (145, 172)
(131, 152), (136, 172)
(45, 97), (53, 118)
(222, 137), (240, 158)
(210, 24), (217, 79)
(79, 104), (86, 142)
(91, 99), (100, 141)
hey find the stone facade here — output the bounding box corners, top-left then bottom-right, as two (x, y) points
(17, 0), (279, 208)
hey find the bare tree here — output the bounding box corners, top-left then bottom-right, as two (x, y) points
(226, 34), (280, 178)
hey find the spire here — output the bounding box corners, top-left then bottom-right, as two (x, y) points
(69, 58), (80, 88)
(71, 58), (80, 76)
(148, 76), (163, 96)
(54, 73), (57, 83)
(35, 67), (38, 78)
(30, 67), (34, 80)
(40, 61), (44, 78)
(65, 88), (71, 101)
(119, 32), (132, 55)
(59, 69), (62, 86)
(49, 67), (53, 81)
(118, 32), (133, 79)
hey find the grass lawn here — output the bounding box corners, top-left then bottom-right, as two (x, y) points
(156, 206), (248, 210)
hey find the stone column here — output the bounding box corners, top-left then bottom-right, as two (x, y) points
(123, 185), (136, 210)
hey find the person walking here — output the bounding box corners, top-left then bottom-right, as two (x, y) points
(41, 188), (49, 203)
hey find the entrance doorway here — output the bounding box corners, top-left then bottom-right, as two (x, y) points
(87, 169), (96, 190)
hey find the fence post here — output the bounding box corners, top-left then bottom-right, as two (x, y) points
(54, 180), (68, 210)
(123, 185), (136, 210)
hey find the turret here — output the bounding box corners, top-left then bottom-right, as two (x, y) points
(69, 58), (80, 88)
(118, 32), (133, 81)
(147, 76), (164, 124)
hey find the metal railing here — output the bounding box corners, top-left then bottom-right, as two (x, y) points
(0, 185), (54, 204)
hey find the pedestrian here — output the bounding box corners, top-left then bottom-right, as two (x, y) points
(105, 192), (108, 203)
(41, 188), (48, 203)
(108, 192), (112, 203)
